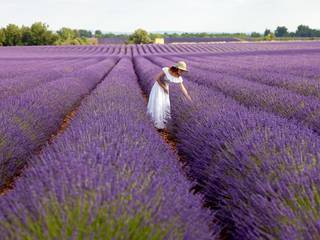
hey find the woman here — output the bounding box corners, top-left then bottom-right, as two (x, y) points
(147, 61), (192, 130)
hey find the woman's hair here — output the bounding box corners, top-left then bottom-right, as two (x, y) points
(169, 66), (179, 72)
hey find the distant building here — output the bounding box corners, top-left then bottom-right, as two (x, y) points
(87, 38), (98, 45)
(154, 38), (165, 44)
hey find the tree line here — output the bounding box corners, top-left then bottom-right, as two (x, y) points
(251, 24), (320, 38)
(125, 26), (320, 43)
(0, 22), (319, 46)
(0, 22), (248, 46)
(123, 25), (320, 44)
(0, 22), (101, 46)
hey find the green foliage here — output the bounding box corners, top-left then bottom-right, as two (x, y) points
(288, 32), (296, 37)
(0, 190), (184, 240)
(78, 29), (93, 38)
(264, 32), (275, 41)
(21, 26), (33, 46)
(94, 30), (103, 38)
(30, 22), (57, 45)
(54, 37), (89, 45)
(3, 24), (22, 46)
(294, 24), (320, 37)
(149, 33), (163, 41)
(125, 26), (320, 41)
(259, 25), (320, 40)
(275, 26), (289, 37)
(272, 25), (320, 38)
(54, 27), (91, 45)
(264, 29), (271, 37)
(250, 32), (261, 38)
(0, 22), (94, 46)
(0, 28), (6, 46)
(0, 22), (319, 46)
(296, 25), (312, 37)
(127, 28), (152, 44)
(57, 27), (77, 41)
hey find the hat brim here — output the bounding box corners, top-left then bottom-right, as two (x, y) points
(172, 65), (188, 72)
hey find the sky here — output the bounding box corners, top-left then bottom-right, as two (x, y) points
(1, 0), (319, 33)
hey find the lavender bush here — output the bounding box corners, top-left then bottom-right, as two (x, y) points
(0, 57), (217, 240)
(182, 54), (320, 98)
(134, 56), (320, 239)
(0, 58), (118, 190)
(150, 55), (320, 135)
(1, 42), (320, 239)
(0, 58), (104, 99)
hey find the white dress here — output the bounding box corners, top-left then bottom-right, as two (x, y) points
(147, 67), (183, 129)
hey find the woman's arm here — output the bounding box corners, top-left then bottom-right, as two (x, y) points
(179, 82), (192, 101)
(155, 72), (169, 93)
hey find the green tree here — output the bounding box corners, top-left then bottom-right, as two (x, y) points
(21, 26), (32, 45)
(30, 22), (57, 45)
(57, 27), (76, 41)
(128, 28), (152, 44)
(102, 32), (116, 38)
(312, 29), (320, 37)
(264, 29), (271, 37)
(251, 32), (261, 37)
(73, 29), (80, 38)
(79, 29), (93, 38)
(94, 30), (102, 38)
(0, 28), (6, 46)
(55, 27), (92, 45)
(149, 33), (162, 41)
(265, 32), (275, 41)
(288, 32), (295, 37)
(3, 24), (22, 46)
(275, 26), (289, 37)
(296, 25), (312, 37)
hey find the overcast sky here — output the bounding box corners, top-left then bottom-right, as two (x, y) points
(1, 0), (319, 33)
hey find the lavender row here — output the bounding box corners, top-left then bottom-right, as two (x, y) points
(132, 41), (320, 56)
(0, 58), (104, 100)
(0, 58), (118, 190)
(0, 57), (101, 80)
(0, 58), (98, 81)
(0, 57), (101, 81)
(0, 45), (130, 58)
(134, 56), (320, 239)
(187, 51), (320, 78)
(183, 54), (320, 98)
(2, 41), (320, 58)
(188, 52), (320, 79)
(0, 59), (67, 79)
(0, 57), (216, 240)
(151, 55), (320, 135)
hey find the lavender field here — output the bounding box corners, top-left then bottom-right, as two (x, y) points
(1, 41), (320, 239)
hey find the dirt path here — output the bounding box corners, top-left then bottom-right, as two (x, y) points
(135, 69), (230, 239)
(139, 88), (181, 157)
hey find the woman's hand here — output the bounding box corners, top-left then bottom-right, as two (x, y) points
(163, 85), (169, 94)
(179, 83), (192, 102)
(155, 72), (169, 94)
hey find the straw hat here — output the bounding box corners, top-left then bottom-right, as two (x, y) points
(172, 61), (188, 72)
